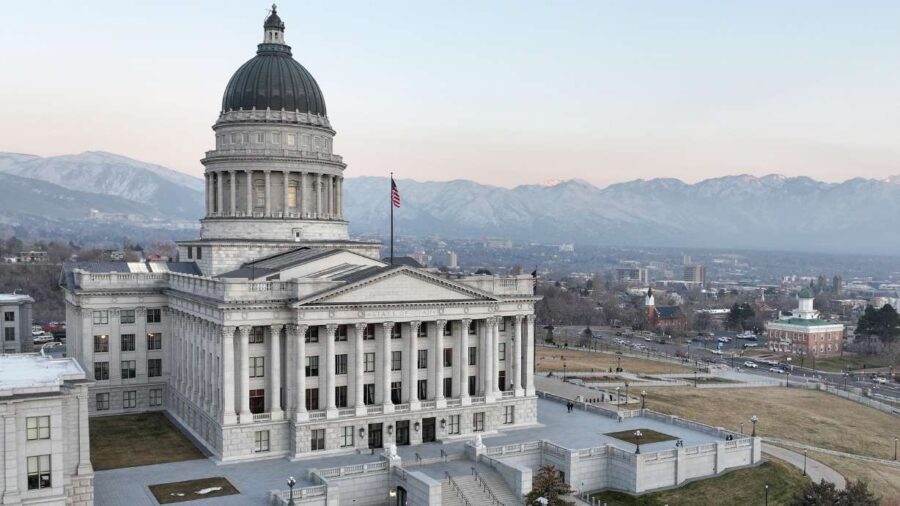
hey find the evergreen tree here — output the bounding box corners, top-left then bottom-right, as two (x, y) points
(525, 465), (574, 506)
(790, 479), (878, 506)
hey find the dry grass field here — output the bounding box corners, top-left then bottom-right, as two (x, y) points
(90, 412), (205, 470)
(642, 387), (900, 460)
(537, 347), (692, 375)
(807, 452), (900, 502)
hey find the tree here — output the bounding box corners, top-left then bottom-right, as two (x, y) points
(790, 479), (878, 506)
(857, 304), (900, 343)
(525, 465), (574, 506)
(726, 303), (755, 330)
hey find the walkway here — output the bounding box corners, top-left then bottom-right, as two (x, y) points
(762, 443), (846, 490)
(765, 438), (900, 468)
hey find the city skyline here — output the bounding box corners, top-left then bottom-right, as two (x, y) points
(3, 1), (900, 187)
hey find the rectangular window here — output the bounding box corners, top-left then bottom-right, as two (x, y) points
(257, 132), (265, 143)
(254, 430), (270, 453)
(417, 349), (428, 369)
(123, 390), (136, 409)
(121, 360), (136, 379)
(504, 405), (515, 424)
(363, 383), (375, 405)
(335, 325), (348, 342)
(449, 414), (460, 435)
(120, 334), (135, 352)
(250, 326), (265, 344)
(26, 416), (50, 440)
(341, 426), (354, 447)
(335, 354), (348, 375)
(443, 322), (452, 337)
(391, 381), (402, 404)
(363, 323), (375, 340)
(287, 184), (298, 207)
(147, 332), (162, 350)
(148, 358), (162, 377)
(473, 412), (485, 432)
(120, 310), (135, 324)
(3, 311), (14, 322)
(94, 335), (109, 353)
(4, 328), (14, 341)
(443, 348), (453, 367)
(92, 311), (108, 324)
(96, 392), (110, 411)
(272, 132), (281, 144)
(149, 388), (162, 407)
(306, 388), (319, 410)
(26, 455), (51, 490)
(187, 246), (193, 259)
(499, 342), (506, 361)
(391, 323), (402, 339)
(94, 361), (109, 380)
(197, 247), (202, 260)
(250, 389), (265, 414)
(443, 377), (453, 398)
(250, 356), (265, 378)
(417, 379), (427, 400)
(311, 429), (325, 451)
(468, 375), (476, 396)
(305, 356), (319, 377)
(364, 352), (375, 373)
(417, 323), (428, 338)
(335, 385), (348, 408)
(146, 309), (161, 323)
(391, 351), (402, 371)
(499, 317), (507, 332)
(468, 346), (477, 366)
(305, 326), (319, 343)
(468, 320), (477, 335)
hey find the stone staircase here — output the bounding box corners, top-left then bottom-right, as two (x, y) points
(442, 468), (522, 506)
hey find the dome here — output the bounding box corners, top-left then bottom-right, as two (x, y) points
(220, 7), (326, 115)
(798, 288), (813, 299)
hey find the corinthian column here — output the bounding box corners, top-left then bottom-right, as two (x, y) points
(434, 320), (446, 407)
(291, 324), (308, 421)
(216, 173), (223, 216)
(514, 315), (524, 396)
(264, 170), (272, 216)
(238, 326), (251, 421)
(459, 319), (470, 404)
(229, 171), (236, 216)
(381, 322), (394, 412)
(325, 324), (337, 416)
(269, 324), (284, 418)
(222, 326), (236, 424)
(483, 318), (496, 400)
(245, 170), (253, 215)
(354, 323), (366, 415)
(408, 321), (420, 408)
(283, 170), (290, 217)
(525, 315), (536, 396)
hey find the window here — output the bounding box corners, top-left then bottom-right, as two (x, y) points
(287, 184), (298, 208)
(146, 309), (161, 323)
(287, 134), (296, 146)
(417, 323), (428, 338)
(473, 412), (485, 432)
(443, 377), (453, 398)
(443, 348), (453, 367)
(341, 426), (354, 447)
(391, 351), (402, 371)
(120, 310), (135, 324)
(305, 356), (319, 377)
(120, 334), (135, 352)
(504, 405), (515, 424)
(249, 389), (265, 414)
(94, 335), (109, 353)
(335, 385), (348, 408)
(499, 343), (506, 361)
(364, 352), (375, 373)
(335, 354), (348, 375)
(92, 311), (108, 324)
(255, 181), (265, 207)
(417, 349), (428, 369)
(469, 320), (477, 335)
(94, 362), (109, 380)
(499, 370), (506, 391)
(26, 416), (50, 440)
(449, 414), (460, 435)
(335, 325), (348, 342)
(96, 392), (109, 411)
(311, 429), (325, 451)
(499, 317), (507, 332)
(363, 324), (375, 340)
(148, 358), (162, 377)
(363, 383), (375, 405)
(186, 246), (193, 259)
(254, 430), (270, 452)
(4, 328), (14, 341)
(147, 332), (162, 350)
(250, 357), (265, 378)
(391, 381), (402, 404)
(3, 311), (14, 322)
(443, 322), (452, 337)
(26, 455), (51, 490)
(306, 388), (319, 410)
(250, 326), (265, 344)
(468, 346), (477, 366)
(196, 247), (202, 260)
(121, 360), (136, 379)
(272, 132), (281, 144)
(242, 132), (250, 143)
(468, 376), (476, 396)
(305, 326), (319, 343)
(149, 388), (162, 406)
(417, 379), (427, 400)
(391, 323), (402, 339)
(123, 390), (137, 409)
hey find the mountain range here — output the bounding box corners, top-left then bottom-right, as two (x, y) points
(1, 151), (899, 254)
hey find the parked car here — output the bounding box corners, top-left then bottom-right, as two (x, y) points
(769, 367), (786, 374)
(742, 343), (759, 348)
(710, 349), (723, 355)
(744, 361), (758, 368)
(874, 377), (888, 385)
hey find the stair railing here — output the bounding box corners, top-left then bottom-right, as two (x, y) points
(470, 466), (505, 506)
(445, 471), (472, 506)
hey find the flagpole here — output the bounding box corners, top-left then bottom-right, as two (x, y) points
(390, 172), (394, 265)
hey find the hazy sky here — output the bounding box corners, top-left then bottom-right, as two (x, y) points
(3, 1), (900, 187)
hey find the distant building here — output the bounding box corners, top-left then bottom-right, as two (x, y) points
(766, 289), (844, 357)
(832, 275), (842, 294)
(1, 293), (34, 353)
(557, 243), (574, 253)
(483, 238), (513, 249)
(645, 288), (686, 333)
(683, 264), (706, 284)
(446, 251), (458, 269)
(0, 354), (93, 504)
(16, 251), (48, 264)
(616, 267), (648, 284)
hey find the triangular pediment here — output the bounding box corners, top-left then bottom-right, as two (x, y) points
(298, 267), (498, 305)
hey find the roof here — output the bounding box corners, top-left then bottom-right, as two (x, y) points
(381, 257), (424, 268)
(771, 318), (841, 328)
(216, 247), (354, 279)
(62, 261), (201, 289)
(656, 306), (684, 319)
(0, 354), (86, 397)
(0, 293), (34, 304)
(798, 288), (814, 298)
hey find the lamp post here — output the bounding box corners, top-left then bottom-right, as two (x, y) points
(563, 360), (567, 381)
(803, 449), (807, 476)
(765, 484), (769, 506)
(751, 415), (758, 437)
(287, 476), (297, 506)
(740, 422), (744, 435)
(786, 371), (790, 388)
(615, 386), (620, 412)
(625, 381), (629, 406)
(640, 390), (647, 410)
(894, 437), (898, 461)
(634, 430), (643, 454)
(694, 370), (698, 388)
(617, 356), (622, 372)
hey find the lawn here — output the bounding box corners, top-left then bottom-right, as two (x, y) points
(149, 477), (239, 504)
(605, 429), (676, 445)
(90, 412), (205, 470)
(807, 452), (900, 502)
(641, 387), (900, 460)
(590, 458), (808, 506)
(811, 353), (897, 373)
(537, 348), (692, 375)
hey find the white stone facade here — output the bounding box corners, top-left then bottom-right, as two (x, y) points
(1, 294), (34, 354)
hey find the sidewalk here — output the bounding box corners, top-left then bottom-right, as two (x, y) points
(762, 443), (846, 490)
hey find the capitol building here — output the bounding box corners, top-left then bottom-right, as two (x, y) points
(63, 7), (538, 463)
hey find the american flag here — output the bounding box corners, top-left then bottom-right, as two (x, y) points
(391, 177), (401, 208)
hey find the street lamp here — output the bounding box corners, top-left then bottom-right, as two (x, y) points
(765, 484), (769, 506)
(640, 390), (647, 410)
(563, 360), (567, 381)
(740, 422), (744, 435)
(803, 449), (807, 476)
(615, 386), (621, 412)
(895, 437), (898, 461)
(287, 476), (297, 506)
(625, 381), (630, 406)
(634, 430), (643, 454)
(786, 371), (791, 388)
(617, 356), (622, 372)
(751, 415), (759, 437)
(694, 370), (698, 388)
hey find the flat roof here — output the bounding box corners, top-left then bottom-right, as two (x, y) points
(0, 293), (34, 304)
(0, 354), (86, 397)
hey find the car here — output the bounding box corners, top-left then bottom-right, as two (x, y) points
(742, 343), (759, 348)
(717, 336), (731, 343)
(644, 337), (653, 342)
(710, 349), (723, 355)
(744, 361), (758, 368)
(769, 367), (786, 374)
(874, 377), (889, 385)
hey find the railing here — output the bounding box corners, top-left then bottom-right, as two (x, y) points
(308, 411), (327, 420)
(395, 403), (411, 412)
(274, 484), (326, 503)
(471, 396), (486, 405)
(445, 472), (473, 506)
(318, 460), (388, 479)
(471, 467), (504, 506)
(338, 408), (355, 418)
(367, 405), (384, 415)
(446, 398), (462, 407)
(501, 391), (515, 399)
(252, 412), (271, 422)
(420, 400), (437, 409)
